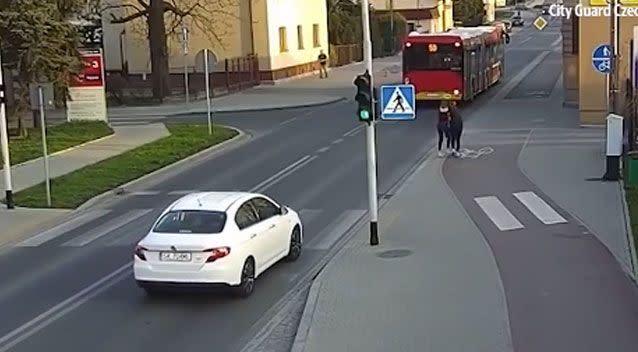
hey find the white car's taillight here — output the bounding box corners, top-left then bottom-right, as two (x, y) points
(134, 245), (147, 261)
(205, 247), (231, 263)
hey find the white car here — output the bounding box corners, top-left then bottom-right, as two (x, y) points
(133, 191), (303, 297)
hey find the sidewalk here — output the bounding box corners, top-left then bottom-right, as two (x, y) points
(292, 154), (514, 352)
(106, 56), (401, 119)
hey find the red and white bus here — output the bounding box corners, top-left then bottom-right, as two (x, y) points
(402, 25), (507, 102)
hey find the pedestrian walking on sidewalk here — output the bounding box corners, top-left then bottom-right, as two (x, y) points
(437, 102), (451, 158)
(318, 50), (328, 78)
(448, 101), (463, 157)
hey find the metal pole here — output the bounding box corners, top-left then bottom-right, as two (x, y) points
(609, 0), (618, 114)
(604, 0), (620, 181)
(361, 0), (380, 245)
(204, 49), (213, 135)
(182, 25), (189, 104)
(38, 86), (51, 207)
(390, 0), (395, 54)
(0, 50), (13, 209)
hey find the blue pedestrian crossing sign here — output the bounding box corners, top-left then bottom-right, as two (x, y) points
(592, 44), (611, 74)
(380, 84), (415, 120)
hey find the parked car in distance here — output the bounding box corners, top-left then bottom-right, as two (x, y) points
(133, 191), (303, 298)
(511, 15), (524, 26)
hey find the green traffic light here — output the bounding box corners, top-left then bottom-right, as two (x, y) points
(360, 110), (370, 120)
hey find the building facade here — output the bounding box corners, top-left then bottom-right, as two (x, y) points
(370, 0), (454, 33)
(562, 0), (638, 124)
(101, 0), (329, 82)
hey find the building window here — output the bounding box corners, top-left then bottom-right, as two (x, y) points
(297, 25), (304, 49)
(313, 24), (320, 47)
(279, 26), (288, 52)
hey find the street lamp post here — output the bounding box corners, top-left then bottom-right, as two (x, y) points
(604, 0), (621, 181)
(0, 49), (13, 209)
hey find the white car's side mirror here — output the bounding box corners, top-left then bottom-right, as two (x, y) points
(280, 206), (288, 215)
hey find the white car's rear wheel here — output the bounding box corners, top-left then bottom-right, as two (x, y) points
(234, 258), (255, 298)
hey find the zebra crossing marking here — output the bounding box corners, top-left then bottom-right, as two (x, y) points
(15, 209), (112, 247)
(61, 209), (154, 247)
(513, 191), (567, 225)
(474, 196), (524, 231)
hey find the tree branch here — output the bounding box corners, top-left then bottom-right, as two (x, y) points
(136, 0), (150, 9)
(110, 9), (149, 24)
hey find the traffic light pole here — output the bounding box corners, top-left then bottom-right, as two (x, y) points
(361, 0), (379, 245)
(0, 49), (14, 209)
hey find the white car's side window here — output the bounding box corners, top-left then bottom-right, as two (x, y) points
(250, 197), (279, 221)
(235, 202), (259, 230)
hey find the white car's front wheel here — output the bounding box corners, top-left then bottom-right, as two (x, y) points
(285, 226), (302, 262)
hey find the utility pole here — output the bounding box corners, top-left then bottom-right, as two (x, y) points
(361, 0), (380, 245)
(181, 23), (189, 105)
(0, 49), (13, 209)
(608, 0), (619, 115)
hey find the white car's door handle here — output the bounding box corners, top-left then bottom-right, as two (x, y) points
(269, 224), (276, 229)
(251, 233), (257, 239)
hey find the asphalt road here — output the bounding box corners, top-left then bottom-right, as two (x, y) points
(0, 21), (554, 352)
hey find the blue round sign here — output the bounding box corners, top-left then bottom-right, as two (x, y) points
(592, 44), (611, 74)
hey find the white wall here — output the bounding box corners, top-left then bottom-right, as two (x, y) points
(265, 0), (329, 71)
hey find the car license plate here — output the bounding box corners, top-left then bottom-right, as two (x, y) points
(160, 252), (192, 262)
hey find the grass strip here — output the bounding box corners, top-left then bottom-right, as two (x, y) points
(625, 185), (638, 262)
(1, 121), (113, 167)
(11, 124), (238, 209)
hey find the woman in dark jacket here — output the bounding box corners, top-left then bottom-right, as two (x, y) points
(437, 103), (451, 157)
(448, 101), (463, 157)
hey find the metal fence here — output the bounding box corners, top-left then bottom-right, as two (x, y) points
(105, 55), (260, 105)
(329, 44), (362, 67)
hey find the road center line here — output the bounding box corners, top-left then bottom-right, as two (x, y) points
(280, 117), (297, 125)
(0, 263), (132, 352)
(343, 125), (363, 137)
(249, 155), (317, 193)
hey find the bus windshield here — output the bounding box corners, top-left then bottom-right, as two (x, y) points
(404, 43), (462, 71)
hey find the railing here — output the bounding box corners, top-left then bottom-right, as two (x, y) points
(105, 55), (260, 105)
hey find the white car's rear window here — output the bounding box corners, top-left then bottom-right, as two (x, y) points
(153, 210), (227, 234)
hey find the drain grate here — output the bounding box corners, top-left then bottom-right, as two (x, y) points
(376, 249), (413, 259)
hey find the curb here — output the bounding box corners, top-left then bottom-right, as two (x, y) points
(290, 281), (322, 352)
(108, 97), (347, 119)
(619, 178), (638, 284)
(77, 124), (248, 211)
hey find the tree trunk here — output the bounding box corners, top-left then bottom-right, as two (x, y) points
(148, 0), (169, 102)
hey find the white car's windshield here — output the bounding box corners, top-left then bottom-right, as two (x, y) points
(153, 210), (227, 234)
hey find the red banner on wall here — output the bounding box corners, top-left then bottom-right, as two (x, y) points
(70, 52), (104, 87)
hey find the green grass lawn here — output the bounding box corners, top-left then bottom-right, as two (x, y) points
(1, 121), (113, 167)
(625, 185), (638, 259)
(10, 124), (238, 208)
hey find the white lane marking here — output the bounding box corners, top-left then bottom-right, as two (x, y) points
(343, 125), (363, 137)
(513, 191), (567, 225)
(550, 36), (561, 48)
(316, 146), (330, 153)
(62, 209), (154, 247)
(298, 209), (323, 226)
(474, 196), (524, 231)
(331, 138), (343, 144)
(249, 155), (317, 193)
(15, 209), (112, 247)
(307, 210), (366, 250)
(518, 37), (531, 45)
(280, 117), (297, 125)
(168, 190), (199, 195)
(127, 191), (161, 196)
(0, 263), (132, 352)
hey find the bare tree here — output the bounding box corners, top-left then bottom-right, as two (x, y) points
(103, 0), (238, 102)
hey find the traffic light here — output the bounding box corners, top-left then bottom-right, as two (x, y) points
(354, 71), (373, 122)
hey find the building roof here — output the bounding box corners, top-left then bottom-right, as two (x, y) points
(169, 192), (253, 212)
